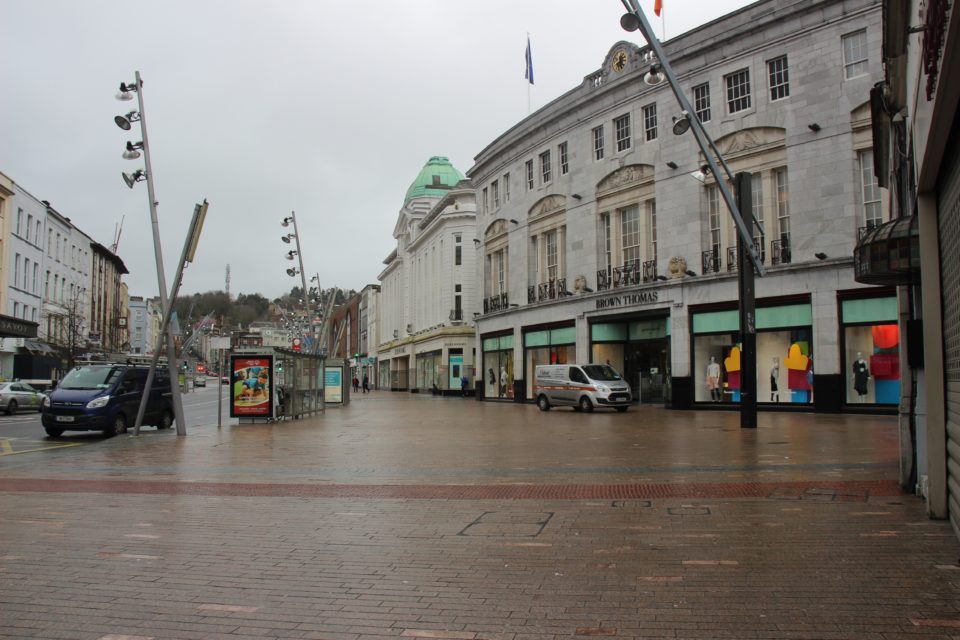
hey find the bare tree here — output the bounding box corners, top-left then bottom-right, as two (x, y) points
(45, 285), (89, 372)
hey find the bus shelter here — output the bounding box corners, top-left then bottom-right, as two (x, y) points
(229, 347), (325, 422)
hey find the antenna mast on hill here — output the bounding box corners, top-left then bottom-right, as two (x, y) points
(111, 215), (125, 253)
(225, 263), (231, 300)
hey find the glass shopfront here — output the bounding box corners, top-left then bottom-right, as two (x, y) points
(841, 296), (899, 405)
(590, 317), (670, 403)
(416, 349), (442, 392)
(692, 302), (813, 404)
(482, 334), (515, 400)
(524, 325), (576, 400)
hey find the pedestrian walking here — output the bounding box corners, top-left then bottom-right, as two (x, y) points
(362, 374), (369, 393)
(460, 375), (469, 397)
(352, 376), (359, 393)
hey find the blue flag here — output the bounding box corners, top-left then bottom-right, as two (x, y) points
(525, 35), (534, 85)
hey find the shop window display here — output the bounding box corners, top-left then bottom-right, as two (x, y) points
(591, 343), (625, 376)
(845, 323), (899, 404)
(694, 328), (812, 404)
(483, 351), (514, 399)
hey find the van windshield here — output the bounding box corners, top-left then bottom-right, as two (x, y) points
(59, 366), (123, 391)
(582, 365), (622, 381)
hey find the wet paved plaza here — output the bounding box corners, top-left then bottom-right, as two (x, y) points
(1, 392), (959, 639)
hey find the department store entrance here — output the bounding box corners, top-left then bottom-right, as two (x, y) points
(624, 339), (670, 403)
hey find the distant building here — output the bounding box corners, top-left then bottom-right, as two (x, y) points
(376, 157), (478, 393)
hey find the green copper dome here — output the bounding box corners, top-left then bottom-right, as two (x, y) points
(404, 156), (465, 204)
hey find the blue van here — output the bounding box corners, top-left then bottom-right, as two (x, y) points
(42, 364), (174, 437)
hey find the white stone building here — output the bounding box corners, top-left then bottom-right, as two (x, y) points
(469, 0), (892, 410)
(377, 157), (478, 393)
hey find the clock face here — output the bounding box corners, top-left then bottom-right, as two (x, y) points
(613, 50), (628, 72)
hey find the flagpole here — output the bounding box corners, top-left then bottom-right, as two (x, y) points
(526, 32), (532, 115)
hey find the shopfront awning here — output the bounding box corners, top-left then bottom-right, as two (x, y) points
(854, 215), (920, 286)
(19, 340), (57, 356)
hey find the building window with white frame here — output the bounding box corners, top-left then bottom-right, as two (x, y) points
(614, 113), (631, 151)
(842, 29), (868, 79)
(540, 150), (552, 184)
(503, 173), (511, 202)
(642, 104), (657, 141)
(708, 186), (722, 269)
(496, 250), (506, 295)
(693, 82), (711, 123)
(16, 209), (23, 236)
(646, 200), (657, 263)
(858, 149), (882, 229)
(32, 263), (38, 294)
(775, 167), (790, 244)
(492, 180), (500, 208)
(751, 172), (766, 261)
(482, 187), (488, 214)
(593, 125), (605, 160)
(725, 68), (752, 113)
(600, 212), (612, 275)
(47, 229), (53, 256)
(621, 205), (641, 265)
(26, 214), (32, 242)
(525, 159), (534, 190)
(767, 55), (789, 101)
(545, 230), (558, 280)
(559, 141), (569, 175)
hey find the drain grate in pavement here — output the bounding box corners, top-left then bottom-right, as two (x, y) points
(458, 511), (553, 537)
(611, 499), (652, 508)
(0, 478), (901, 501)
(769, 486), (870, 502)
(668, 506), (712, 515)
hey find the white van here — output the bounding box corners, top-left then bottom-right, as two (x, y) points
(533, 364), (632, 412)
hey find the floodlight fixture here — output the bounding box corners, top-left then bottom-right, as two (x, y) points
(114, 111), (140, 130)
(672, 111), (691, 135)
(122, 170), (146, 189)
(643, 64), (664, 86)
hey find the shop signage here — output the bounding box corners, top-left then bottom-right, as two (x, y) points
(392, 345), (408, 355)
(0, 316), (37, 338)
(595, 290), (659, 310)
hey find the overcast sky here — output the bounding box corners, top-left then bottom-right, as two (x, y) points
(1, 0), (754, 301)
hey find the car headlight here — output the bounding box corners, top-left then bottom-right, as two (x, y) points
(86, 395), (111, 409)
(596, 384), (610, 393)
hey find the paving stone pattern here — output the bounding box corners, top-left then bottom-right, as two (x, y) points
(1, 394), (959, 639)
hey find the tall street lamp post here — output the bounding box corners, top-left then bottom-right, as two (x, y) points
(618, 1), (764, 427)
(115, 71), (187, 435)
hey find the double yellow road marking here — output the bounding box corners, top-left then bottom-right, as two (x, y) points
(0, 437), (82, 456)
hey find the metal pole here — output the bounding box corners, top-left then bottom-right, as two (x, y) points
(619, 1), (764, 276)
(735, 172), (757, 428)
(132, 201), (205, 436)
(134, 71), (187, 435)
(217, 347), (224, 428)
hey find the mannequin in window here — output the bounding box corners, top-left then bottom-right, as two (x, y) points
(706, 356), (721, 402)
(852, 352), (870, 401)
(770, 356), (780, 402)
(499, 365), (509, 398)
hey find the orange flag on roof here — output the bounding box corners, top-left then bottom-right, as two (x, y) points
(654, 0), (663, 16)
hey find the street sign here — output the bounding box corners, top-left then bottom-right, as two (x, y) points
(292, 337), (302, 352)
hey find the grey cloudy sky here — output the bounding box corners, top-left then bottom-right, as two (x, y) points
(1, 0), (752, 301)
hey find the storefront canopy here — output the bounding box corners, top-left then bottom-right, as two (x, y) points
(854, 215), (920, 286)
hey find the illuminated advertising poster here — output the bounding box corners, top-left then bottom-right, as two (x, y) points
(230, 355), (274, 418)
(325, 367), (342, 403)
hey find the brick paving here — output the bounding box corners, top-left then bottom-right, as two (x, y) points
(1, 393), (959, 639)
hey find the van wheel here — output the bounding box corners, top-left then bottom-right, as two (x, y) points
(44, 428), (63, 438)
(157, 410), (173, 430)
(104, 415), (127, 437)
(537, 395), (550, 411)
(5, 400), (17, 415)
(579, 396), (593, 413)
(615, 406), (629, 413)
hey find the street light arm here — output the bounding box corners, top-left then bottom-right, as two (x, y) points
(619, 0), (765, 276)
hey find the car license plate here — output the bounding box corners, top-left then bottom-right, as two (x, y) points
(55, 415), (75, 423)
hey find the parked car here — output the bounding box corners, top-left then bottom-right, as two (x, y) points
(0, 382), (47, 414)
(221, 375), (230, 385)
(41, 363), (174, 437)
(533, 364), (632, 412)
(193, 376), (207, 388)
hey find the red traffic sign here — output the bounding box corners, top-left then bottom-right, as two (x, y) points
(292, 338), (302, 351)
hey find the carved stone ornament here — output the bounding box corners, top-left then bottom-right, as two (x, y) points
(484, 218), (508, 240)
(715, 127), (785, 157)
(574, 275), (588, 292)
(529, 195), (566, 220)
(667, 256), (688, 278)
(596, 164), (652, 194)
